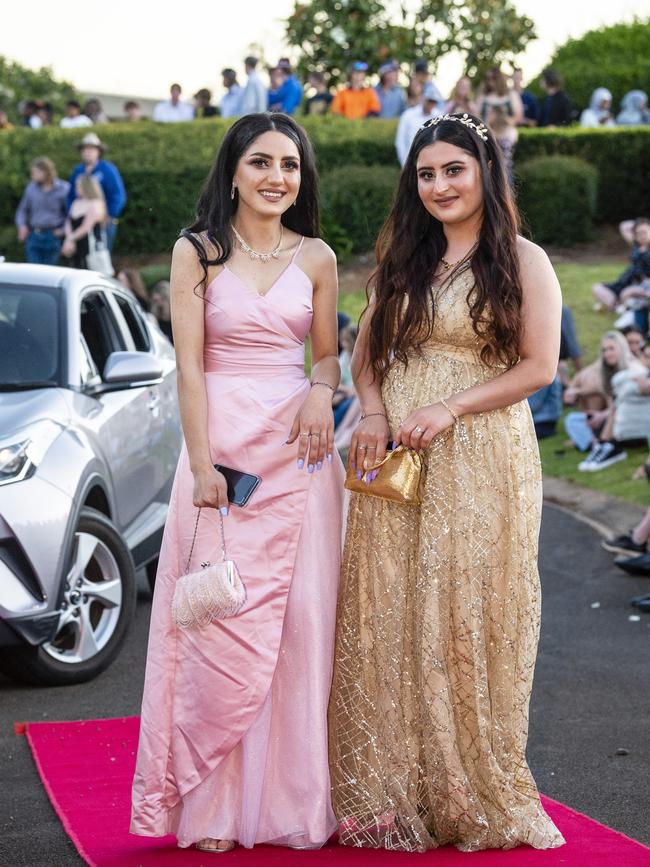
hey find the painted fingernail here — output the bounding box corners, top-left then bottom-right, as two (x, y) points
(351, 461), (356, 471)
(308, 464), (314, 474)
(220, 506), (229, 517)
(391, 441), (397, 449)
(297, 459), (304, 469)
(356, 470), (362, 481)
(372, 470), (378, 481)
(317, 461), (323, 471)
(327, 453), (333, 464)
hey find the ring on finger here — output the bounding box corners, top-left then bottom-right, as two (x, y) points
(309, 432), (320, 437)
(414, 425), (424, 434)
(299, 433), (309, 438)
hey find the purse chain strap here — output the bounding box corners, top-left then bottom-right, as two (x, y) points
(184, 507), (228, 575)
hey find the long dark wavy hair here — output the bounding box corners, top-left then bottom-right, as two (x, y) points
(182, 113), (319, 287)
(367, 114), (523, 382)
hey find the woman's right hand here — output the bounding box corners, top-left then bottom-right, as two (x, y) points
(62, 238), (75, 258)
(192, 466), (230, 514)
(349, 414), (391, 478)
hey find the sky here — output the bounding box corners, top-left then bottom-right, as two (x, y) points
(2, 0), (648, 101)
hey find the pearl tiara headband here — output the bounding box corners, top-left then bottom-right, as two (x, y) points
(420, 112), (489, 142)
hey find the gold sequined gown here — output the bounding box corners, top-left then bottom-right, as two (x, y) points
(329, 267), (565, 852)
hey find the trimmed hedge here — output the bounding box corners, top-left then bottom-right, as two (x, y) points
(516, 156), (598, 246)
(515, 127), (650, 224)
(1, 118), (649, 258)
(321, 165), (399, 255)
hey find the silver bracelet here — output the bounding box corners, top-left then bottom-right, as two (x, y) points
(361, 411), (388, 420)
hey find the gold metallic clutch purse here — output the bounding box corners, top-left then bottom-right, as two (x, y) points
(344, 445), (423, 505)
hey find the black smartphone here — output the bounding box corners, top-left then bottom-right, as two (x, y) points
(214, 464), (262, 507)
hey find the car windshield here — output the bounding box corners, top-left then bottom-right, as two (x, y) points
(0, 284), (62, 389)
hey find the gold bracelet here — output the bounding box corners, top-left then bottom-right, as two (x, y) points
(440, 397), (459, 424)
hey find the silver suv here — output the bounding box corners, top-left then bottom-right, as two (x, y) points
(0, 264), (181, 685)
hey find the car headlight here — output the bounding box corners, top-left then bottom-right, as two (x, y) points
(0, 420), (64, 486)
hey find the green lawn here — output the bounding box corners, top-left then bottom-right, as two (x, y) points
(338, 260), (649, 507)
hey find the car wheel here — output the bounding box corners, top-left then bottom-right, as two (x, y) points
(0, 508), (136, 686)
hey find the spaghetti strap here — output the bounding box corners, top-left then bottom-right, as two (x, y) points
(291, 236), (305, 264)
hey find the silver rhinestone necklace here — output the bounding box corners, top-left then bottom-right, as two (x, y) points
(231, 223), (283, 263)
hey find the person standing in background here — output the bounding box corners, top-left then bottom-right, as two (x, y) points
(60, 100), (93, 129)
(34, 101), (53, 127)
(67, 132), (126, 252)
(446, 75), (478, 116)
(395, 81), (444, 165)
(240, 56), (268, 115)
(268, 62), (303, 115)
(580, 88), (616, 128)
(304, 72), (333, 116)
(412, 58), (432, 92)
(539, 69), (573, 127)
(123, 101), (143, 121)
(278, 59), (304, 110)
(511, 68), (539, 126)
(194, 89), (218, 118)
(220, 70), (242, 118)
(617, 90), (650, 126)
(477, 67), (523, 126)
(20, 100), (42, 128)
(61, 175), (111, 273)
(375, 60), (406, 119)
(83, 98), (109, 124)
(331, 62), (381, 119)
(406, 78), (424, 108)
(153, 84), (195, 122)
(15, 157), (69, 265)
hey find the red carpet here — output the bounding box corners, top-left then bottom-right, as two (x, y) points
(17, 716), (650, 866)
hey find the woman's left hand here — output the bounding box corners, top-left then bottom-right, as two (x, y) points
(285, 388), (334, 471)
(395, 402), (456, 451)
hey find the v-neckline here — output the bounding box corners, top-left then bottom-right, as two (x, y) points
(223, 259), (296, 299)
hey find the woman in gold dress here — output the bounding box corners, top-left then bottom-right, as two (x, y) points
(329, 114), (566, 853)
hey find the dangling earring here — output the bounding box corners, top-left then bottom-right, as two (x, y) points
(292, 198), (297, 207)
(231, 183), (236, 200)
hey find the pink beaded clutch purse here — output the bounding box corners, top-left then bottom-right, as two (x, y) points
(171, 508), (246, 629)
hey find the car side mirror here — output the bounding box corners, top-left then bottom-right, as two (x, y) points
(99, 351), (163, 389)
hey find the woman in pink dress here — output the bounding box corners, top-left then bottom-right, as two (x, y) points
(131, 113), (344, 853)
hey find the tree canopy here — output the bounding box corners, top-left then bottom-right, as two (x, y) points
(0, 56), (78, 120)
(285, 0), (536, 83)
(528, 19), (650, 113)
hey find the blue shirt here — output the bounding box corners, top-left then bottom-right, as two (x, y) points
(15, 178), (70, 229)
(67, 159), (127, 218)
(528, 377), (563, 425)
(268, 76), (303, 115)
(220, 84), (242, 118)
(375, 84), (407, 118)
(521, 89), (539, 123)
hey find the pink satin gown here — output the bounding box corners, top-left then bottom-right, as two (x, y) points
(131, 238), (345, 849)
